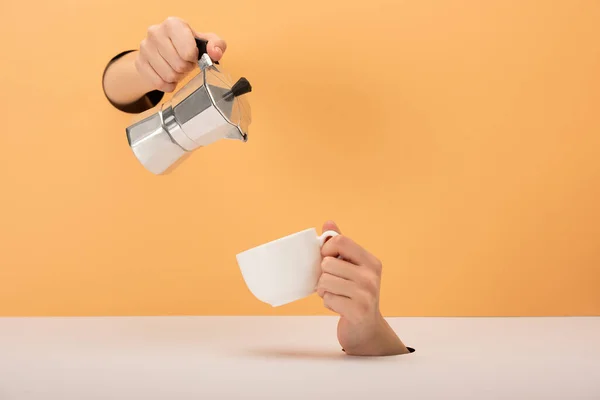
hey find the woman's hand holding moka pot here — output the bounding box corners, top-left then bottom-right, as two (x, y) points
(103, 16), (227, 107)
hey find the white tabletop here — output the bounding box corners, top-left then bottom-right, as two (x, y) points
(0, 316), (598, 399)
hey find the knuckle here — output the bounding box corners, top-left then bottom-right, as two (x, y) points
(316, 273), (326, 288)
(330, 234), (346, 248)
(162, 84), (176, 93)
(147, 25), (159, 38)
(164, 17), (185, 37)
(139, 39), (148, 53)
(371, 257), (383, 273)
(172, 61), (187, 74)
(155, 79), (170, 91)
(165, 70), (178, 83)
(165, 16), (181, 26)
(323, 293), (335, 309)
(321, 256), (334, 271)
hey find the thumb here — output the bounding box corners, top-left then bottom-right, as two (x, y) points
(322, 220), (341, 235)
(192, 29), (227, 61)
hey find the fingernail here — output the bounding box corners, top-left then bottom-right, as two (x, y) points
(214, 46), (223, 56)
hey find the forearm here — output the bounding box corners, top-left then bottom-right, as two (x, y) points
(373, 316), (411, 355)
(345, 315), (411, 357)
(102, 51), (155, 106)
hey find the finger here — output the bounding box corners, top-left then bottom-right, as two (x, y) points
(317, 272), (357, 299)
(135, 57), (176, 93)
(322, 220), (341, 235)
(166, 19), (199, 62)
(321, 220), (341, 245)
(323, 292), (352, 315)
(157, 37), (196, 74)
(140, 39), (183, 84)
(321, 235), (372, 266)
(321, 256), (360, 282)
(193, 30), (227, 61)
(149, 54), (183, 84)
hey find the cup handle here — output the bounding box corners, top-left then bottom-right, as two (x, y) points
(318, 230), (339, 247)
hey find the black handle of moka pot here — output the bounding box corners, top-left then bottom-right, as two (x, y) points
(194, 38), (219, 64)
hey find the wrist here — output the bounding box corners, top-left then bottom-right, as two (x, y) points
(374, 314), (411, 355)
(120, 51), (159, 95)
(343, 314), (410, 356)
(103, 51), (158, 106)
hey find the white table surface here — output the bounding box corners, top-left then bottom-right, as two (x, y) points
(0, 316), (598, 399)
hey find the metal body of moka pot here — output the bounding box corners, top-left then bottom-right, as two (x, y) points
(126, 39), (252, 175)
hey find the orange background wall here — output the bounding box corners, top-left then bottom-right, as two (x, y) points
(0, 0), (599, 317)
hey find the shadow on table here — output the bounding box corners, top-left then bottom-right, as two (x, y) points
(243, 347), (347, 360)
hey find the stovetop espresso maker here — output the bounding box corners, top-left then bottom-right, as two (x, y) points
(126, 39), (252, 174)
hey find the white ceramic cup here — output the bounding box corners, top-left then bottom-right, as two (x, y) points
(236, 228), (339, 307)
